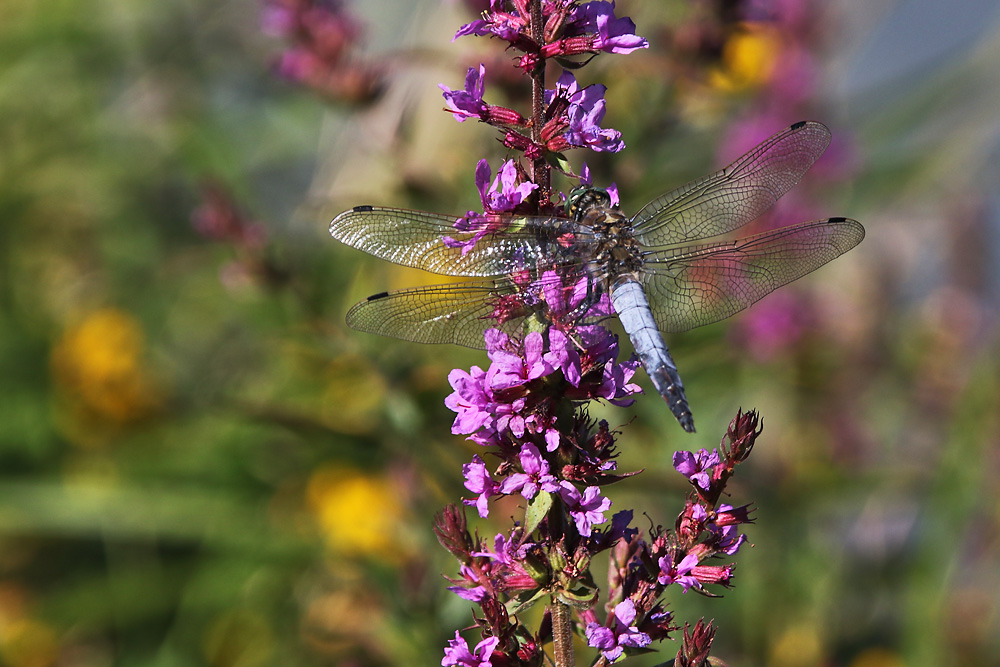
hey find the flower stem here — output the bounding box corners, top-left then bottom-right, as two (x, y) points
(551, 597), (575, 667)
(528, 0), (549, 200)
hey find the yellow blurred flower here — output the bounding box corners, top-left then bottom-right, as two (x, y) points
(50, 308), (162, 439)
(306, 466), (408, 561)
(0, 618), (59, 667)
(709, 24), (779, 92)
(770, 622), (823, 667)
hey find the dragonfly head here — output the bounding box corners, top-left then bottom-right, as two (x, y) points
(566, 186), (613, 222)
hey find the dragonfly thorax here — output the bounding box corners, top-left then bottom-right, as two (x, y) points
(579, 206), (643, 283)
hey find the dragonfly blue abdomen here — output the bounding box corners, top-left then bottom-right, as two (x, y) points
(610, 278), (694, 432)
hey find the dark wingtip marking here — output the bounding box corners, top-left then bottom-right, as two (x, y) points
(368, 291), (390, 301)
(790, 120), (807, 130)
(829, 216), (848, 223)
(353, 205), (375, 212)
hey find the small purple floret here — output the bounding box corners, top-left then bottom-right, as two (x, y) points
(462, 455), (499, 518)
(672, 448), (720, 491)
(585, 599), (653, 662)
(442, 630), (500, 667)
(440, 64), (489, 122)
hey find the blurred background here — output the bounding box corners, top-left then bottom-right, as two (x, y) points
(2, 0), (999, 665)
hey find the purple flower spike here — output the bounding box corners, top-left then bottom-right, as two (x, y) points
(442, 630), (500, 667)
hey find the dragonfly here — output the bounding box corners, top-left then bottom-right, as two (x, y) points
(329, 121), (864, 433)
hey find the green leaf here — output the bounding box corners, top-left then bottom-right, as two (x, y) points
(545, 151), (576, 177)
(524, 490), (552, 536)
(505, 587), (548, 617)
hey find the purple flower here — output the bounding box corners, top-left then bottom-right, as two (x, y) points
(657, 551), (700, 591)
(672, 448), (720, 491)
(463, 455), (499, 518)
(440, 64), (489, 122)
(707, 504), (749, 555)
(470, 531), (539, 592)
(545, 328), (583, 388)
(565, 84), (623, 152)
(489, 331), (555, 393)
(443, 294), (642, 454)
(530, 271), (639, 407)
(547, 71), (624, 153)
(472, 531), (520, 566)
(447, 563), (489, 602)
(445, 365), (492, 435)
(591, 509), (638, 549)
(444, 160), (537, 255)
(585, 599), (652, 662)
(486, 331), (559, 438)
(477, 158), (537, 213)
(559, 482), (611, 537)
(539, 270), (613, 325)
(498, 443), (559, 500)
(442, 630), (500, 667)
(453, 0), (524, 42)
(579, 1), (649, 54)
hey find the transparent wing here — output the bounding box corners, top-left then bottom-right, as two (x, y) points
(639, 217), (865, 332)
(347, 279), (544, 350)
(631, 121), (832, 246)
(330, 206), (587, 278)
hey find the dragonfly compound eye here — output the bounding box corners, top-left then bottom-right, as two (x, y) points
(566, 186), (611, 221)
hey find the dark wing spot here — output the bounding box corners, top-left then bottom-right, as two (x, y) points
(829, 216), (847, 223)
(368, 291), (390, 301)
(353, 205), (375, 212)
(790, 120), (807, 130)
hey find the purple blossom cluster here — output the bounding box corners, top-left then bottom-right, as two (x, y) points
(190, 181), (288, 291)
(436, 409), (761, 665)
(455, 0), (647, 58)
(261, 0), (382, 103)
(441, 66), (627, 158)
(440, 1), (644, 183)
